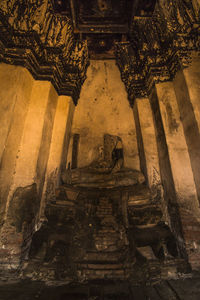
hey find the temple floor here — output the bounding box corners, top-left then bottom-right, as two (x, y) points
(0, 274), (200, 300)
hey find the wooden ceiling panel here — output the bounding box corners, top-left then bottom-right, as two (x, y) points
(52, 0), (156, 58)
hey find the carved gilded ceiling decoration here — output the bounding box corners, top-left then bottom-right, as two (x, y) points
(0, 1), (199, 105)
(52, 0), (156, 59)
(0, 0), (89, 105)
(115, 0), (200, 106)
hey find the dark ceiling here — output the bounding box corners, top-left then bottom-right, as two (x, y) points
(52, 0), (156, 58)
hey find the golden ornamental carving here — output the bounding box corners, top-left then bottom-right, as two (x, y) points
(115, 0), (200, 105)
(0, 0), (89, 104)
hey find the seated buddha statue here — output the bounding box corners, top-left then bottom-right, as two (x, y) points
(61, 134), (145, 188)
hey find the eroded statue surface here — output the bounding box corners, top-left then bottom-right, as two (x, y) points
(62, 134), (145, 188)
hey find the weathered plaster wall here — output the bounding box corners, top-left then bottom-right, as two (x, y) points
(39, 96), (75, 218)
(156, 81), (199, 212)
(0, 64), (34, 220)
(150, 82), (200, 263)
(133, 101), (148, 180)
(134, 98), (161, 189)
(172, 63), (200, 269)
(0, 64), (34, 164)
(149, 87), (177, 207)
(174, 62), (200, 203)
(149, 87), (186, 257)
(3, 81), (58, 210)
(70, 60), (140, 170)
(183, 56), (200, 133)
(36, 84), (58, 197)
(0, 65), (72, 222)
(0, 63), (75, 268)
(61, 99), (75, 172)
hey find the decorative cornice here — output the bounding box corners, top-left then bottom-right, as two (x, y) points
(115, 0), (200, 106)
(0, 0), (89, 105)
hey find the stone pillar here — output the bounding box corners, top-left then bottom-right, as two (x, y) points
(173, 56), (200, 203)
(173, 57), (200, 269)
(5, 81), (58, 205)
(154, 81), (200, 269)
(134, 98), (161, 189)
(0, 74), (59, 268)
(150, 85), (186, 259)
(0, 64), (34, 222)
(183, 57), (200, 133)
(133, 100), (148, 182)
(155, 81), (199, 212)
(39, 96), (75, 218)
(133, 98), (171, 223)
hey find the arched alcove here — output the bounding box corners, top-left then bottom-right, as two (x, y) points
(68, 60), (140, 170)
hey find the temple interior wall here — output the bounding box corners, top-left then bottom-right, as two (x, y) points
(1, 56), (200, 270)
(68, 60), (140, 170)
(155, 81), (199, 212)
(0, 63), (74, 228)
(0, 64), (34, 221)
(174, 66), (200, 203)
(133, 98), (161, 189)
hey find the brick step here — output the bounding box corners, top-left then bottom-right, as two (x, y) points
(76, 260), (122, 266)
(94, 239), (119, 245)
(99, 220), (117, 226)
(97, 215), (114, 218)
(97, 207), (112, 211)
(77, 263), (124, 270)
(99, 216), (116, 221)
(98, 203), (111, 206)
(97, 208), (112, 210)
(96, 225), (117, 229)
(78, 269), (127, 280)
(96, 210), (113, 214)
(97, 210), (112, 212)
(97, 207), (112, 210)
(81, 251), (124, 262)
(97, 226), (118, 231)
(96, 213), (113, 217)
(97, 208), (112, 211)
(97, 202), (112, 205)
(94, 232), (119, 237)
(98, 198), (111, 202)
(97, 229), (117, 233)
(93, 235), (119, 240)
(94, 245), (120, 252)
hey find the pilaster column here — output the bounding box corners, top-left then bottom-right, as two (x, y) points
(155, 81), (199, 212)
(39, 96), (75, 218)
(5, 81), (58, 204)
(183, 56), (200, 133)
(154, 81), (200, 269)
(134, 98), (161, 189)
(173, 56), (200, 203)
(0, 64), (34, 221)
(0, 77), (58, 268)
